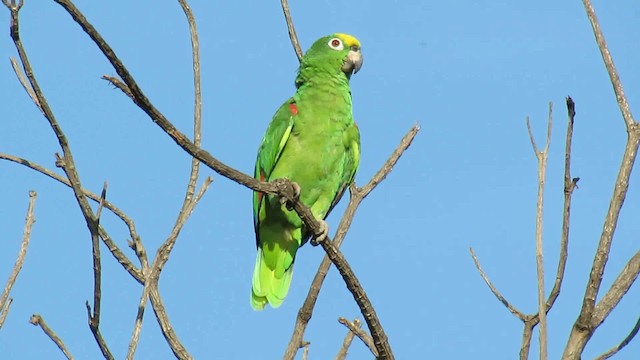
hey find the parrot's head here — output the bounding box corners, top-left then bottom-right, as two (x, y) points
(297, 33), (363, 83)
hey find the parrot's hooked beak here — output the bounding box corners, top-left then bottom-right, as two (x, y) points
(342, 46), (363, 75)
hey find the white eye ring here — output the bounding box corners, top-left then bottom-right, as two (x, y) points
(327, 38), (344, 51)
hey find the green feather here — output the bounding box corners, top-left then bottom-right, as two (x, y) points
(251, 34), (362, 310)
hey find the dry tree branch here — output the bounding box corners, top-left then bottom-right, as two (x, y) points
(545, 97), (578, 311)
(126, 1), (207, 358)
(469, 248), (527, 321)
(301, 342), (310, 360)
(525, 103), (553, 360)
(564, 1), (640, 358)
(3, 3), (115, 358)
(0, 190), (37, 329)
(279, 0), (302, 61)
(472, 99), (579, 360)
(594, 314), (640, 360)
(9, 57), (41, 112)
(29, 314), (74, 360)
(85, 181), (113, 360)
(0, 153), (144, 283)
(337, 317), (378, 358)
(284, 125), (419, 360)
(335, 319), (357, 360)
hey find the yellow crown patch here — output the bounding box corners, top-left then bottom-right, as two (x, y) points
(335, 33), (361, 48)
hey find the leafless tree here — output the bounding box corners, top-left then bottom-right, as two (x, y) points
(471, 1), (639, 359)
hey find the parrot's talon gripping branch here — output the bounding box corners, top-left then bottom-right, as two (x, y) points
(310, 220), (329, 246)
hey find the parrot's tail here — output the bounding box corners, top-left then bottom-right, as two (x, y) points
(251, 248), (294, 310)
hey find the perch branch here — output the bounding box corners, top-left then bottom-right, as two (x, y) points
(284, 125), (418, 360)
(0, 191), (37, 329)
(279, 0), (302, 61)
(29, 314), (74, 360)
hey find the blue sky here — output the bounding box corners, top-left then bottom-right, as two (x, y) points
(1, 1), (639, 359)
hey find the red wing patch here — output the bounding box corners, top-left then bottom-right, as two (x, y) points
(289, 103), (299, 116)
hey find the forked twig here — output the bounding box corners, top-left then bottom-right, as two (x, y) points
(338, 317), (377, 358)
(525, 103), (553, 360)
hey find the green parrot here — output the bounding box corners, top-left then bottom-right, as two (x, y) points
(251, 33), (363, 310)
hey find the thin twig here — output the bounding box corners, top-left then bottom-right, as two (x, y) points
(581, 0), (635, 130)
(544, 97), (578, 310)
(279, 0), (302, 61)
(0, 153), (144, 283)
(301, 342), (310, 360)
(4, 4), (114, 357)
(86, 181), (113, 360)
(469, 248), (527, 321)
(10, 57), (41, 112)
(335, 319), (357, 360)
(0, 191), (37, 329)
(127, 2), (206, 358)
(284, 125), (419, 360)
(337, 317), (378, 358)
(526, 103), (552, 360)
(595, 314), (640, 360)
(30, 314), (74, 360)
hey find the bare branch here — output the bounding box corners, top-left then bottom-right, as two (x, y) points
(527, 103), (552, 360)
(595, 314), (640, 360)
(284, 125), (418, 359)
(102, 75), (133, 99)
(279, 0), (302, 61)
(0, 191), (37, 329)
(564, 2), (640, 358)
(301, 342), (310, 360)
(86, 181), (114, 360)
(545, 97), (578, 311)
(469, 248), (527, 321)
(581, 0), (635, 130)
(5, 4), (116, 356)
(337, 317), (377, 358)
(335, 319), (357, 360)
(0, 153), (144, 283)
(10, 57), (41, 112)
(29, 314), (74, 360)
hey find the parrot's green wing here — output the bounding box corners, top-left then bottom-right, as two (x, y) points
(326, 123), (360, 216)
(253, 98), (296, 242)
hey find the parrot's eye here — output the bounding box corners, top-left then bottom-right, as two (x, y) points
(328, 38), (344, 51)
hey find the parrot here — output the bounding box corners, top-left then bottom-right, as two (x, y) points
(251, 33), (363, 310)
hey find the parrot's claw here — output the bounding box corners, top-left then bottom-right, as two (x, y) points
(310, 220), (329, 246)
(280, 181), (302, 211)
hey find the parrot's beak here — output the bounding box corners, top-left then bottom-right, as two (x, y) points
(342, 47), (363, 75)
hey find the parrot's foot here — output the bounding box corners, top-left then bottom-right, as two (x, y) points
(310, 220), (329, 246)
(279, 181), (301, 211)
